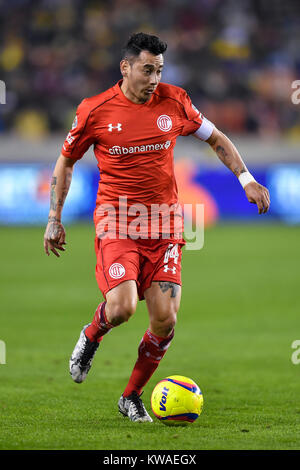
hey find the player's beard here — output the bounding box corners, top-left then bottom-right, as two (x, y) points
(140, 86), (155, 102)
(123, 79), (155, 103)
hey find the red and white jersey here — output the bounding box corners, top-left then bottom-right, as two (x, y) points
(61, 80), (210, 238)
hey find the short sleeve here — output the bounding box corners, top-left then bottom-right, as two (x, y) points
(180, 92), (204, 136)
(61, 99), (95, 160)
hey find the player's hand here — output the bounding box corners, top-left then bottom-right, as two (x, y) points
(244, 182), (270, 214)
(44, 217), (67, 257)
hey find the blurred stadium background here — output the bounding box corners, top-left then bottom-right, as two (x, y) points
(1, 0), (300, 451)
(0, 0), (300, 225)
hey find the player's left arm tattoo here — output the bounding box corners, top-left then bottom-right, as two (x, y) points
(158, 282), (179, 298)
(207, 129), (248, 177)
(206, 127), (270, 214)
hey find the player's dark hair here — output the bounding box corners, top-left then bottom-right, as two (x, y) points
(122, 32), (167, 60)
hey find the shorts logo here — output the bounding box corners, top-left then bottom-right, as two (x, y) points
(109, 263), (125, 279)
(157, 115), (172, 132)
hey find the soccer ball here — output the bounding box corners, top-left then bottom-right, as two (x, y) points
(151, 375), (203, 426)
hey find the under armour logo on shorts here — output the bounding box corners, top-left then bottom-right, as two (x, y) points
(163, 265), (176, 274)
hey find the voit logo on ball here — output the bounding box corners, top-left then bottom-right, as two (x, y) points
(109, 263), (125, 279)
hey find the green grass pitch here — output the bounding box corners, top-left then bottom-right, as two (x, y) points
(0, 223), (300, 450)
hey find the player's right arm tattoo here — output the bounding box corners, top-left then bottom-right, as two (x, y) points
(49, 170), (73, 215)
(47, 216), (64, 240)
(50, 176), (57, 211)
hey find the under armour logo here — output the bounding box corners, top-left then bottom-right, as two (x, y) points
(108, 123), (122, 132)
(163, 265), (176, 274)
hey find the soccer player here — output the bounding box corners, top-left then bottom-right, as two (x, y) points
(44, 33), (270, 422)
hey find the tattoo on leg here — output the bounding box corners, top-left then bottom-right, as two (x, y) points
(158, 282), (179, 298)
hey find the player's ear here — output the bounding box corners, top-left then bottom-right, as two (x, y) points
(120, 59), (130, 77)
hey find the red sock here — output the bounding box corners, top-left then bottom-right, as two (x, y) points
(85, 301), (114, 343)
(122, 328), (174, 397)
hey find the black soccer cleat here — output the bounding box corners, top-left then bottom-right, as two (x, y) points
(118, 391), (153, 422)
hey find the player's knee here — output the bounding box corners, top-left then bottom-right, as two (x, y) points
(163, 314), (177, 336)
(107, 299), (136, 325)
(152, 310), (177, 337)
